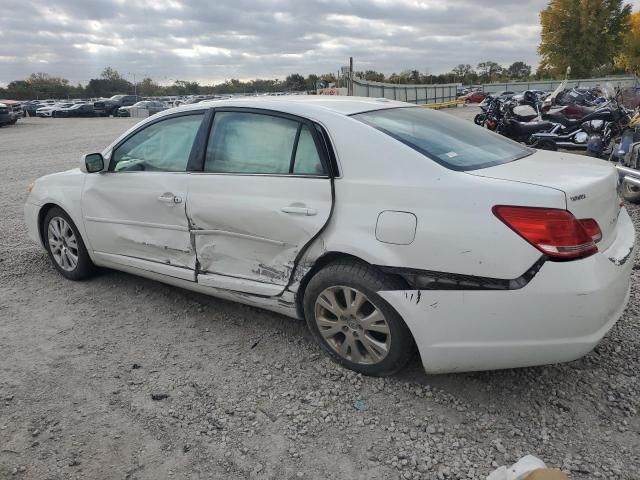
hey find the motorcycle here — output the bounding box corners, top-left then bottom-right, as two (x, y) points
(529, 83), (624, 153)
(613, 111), (640, 202)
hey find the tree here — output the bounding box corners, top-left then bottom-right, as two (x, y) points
(539, 0), (632, 77)
(361, 70), (385, 82)
(304, 74), (319, 91)
(451, 64), (474, 81)
(476, 61), (502, 82)
(100, 66), (124, 82)
(139, 77), (161, 97)
(616, 10), (640, 73)
(284, 73), (306, 91)
(4, 73), (73, 99)
(507, 61), (532, 79)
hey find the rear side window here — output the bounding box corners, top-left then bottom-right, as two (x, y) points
(293, 125), (324, 175)
(204, 111), (326, 175)
(352, 107), (532, 171)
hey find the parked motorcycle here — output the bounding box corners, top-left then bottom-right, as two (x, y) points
(530, 84), (625, 153)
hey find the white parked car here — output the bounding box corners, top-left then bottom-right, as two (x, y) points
(36, 102), (74, 117)
(24, 97), (636, 375)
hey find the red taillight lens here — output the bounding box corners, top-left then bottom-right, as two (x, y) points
(578, 218), (602, 243)
(492, 206), (599, 259)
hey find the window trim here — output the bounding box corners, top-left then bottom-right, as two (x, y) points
(190, 107), (336, 178)
(108, 109), (207, 172)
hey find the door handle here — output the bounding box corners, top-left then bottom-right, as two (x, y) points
(281, 206), (317, 216)
(158, 193), (182, 204)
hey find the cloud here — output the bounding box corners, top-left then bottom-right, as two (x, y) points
(0, 0), (637, 85)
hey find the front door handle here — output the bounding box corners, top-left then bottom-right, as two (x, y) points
(158, 193), (182, 204)
(281, 206), (317, 216)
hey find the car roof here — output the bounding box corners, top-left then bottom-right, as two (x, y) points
(165, 95), (412, 117)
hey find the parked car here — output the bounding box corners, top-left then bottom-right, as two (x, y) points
(117, 100), (167, 117)
(458, 91), (487, 103)
(36, 103), (74, 117)
(0, 100), (23, 124)
(24, 97), (635, 376)
(56, 103), (96, 117)
(0, 103), (13, 126)
(93, 95), (143, 117)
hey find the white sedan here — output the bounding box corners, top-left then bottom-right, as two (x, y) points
(24, 97), (635, 376)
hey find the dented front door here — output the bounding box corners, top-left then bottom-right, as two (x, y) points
(82, 171), (194, 280)
(81, 112), (205, 280)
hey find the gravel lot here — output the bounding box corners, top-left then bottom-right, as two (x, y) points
(1, 113), (639, 480)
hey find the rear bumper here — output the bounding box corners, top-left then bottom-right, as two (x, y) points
(380, 208), (636, 374)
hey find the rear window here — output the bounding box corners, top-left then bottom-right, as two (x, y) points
(352, 107), (532, 171)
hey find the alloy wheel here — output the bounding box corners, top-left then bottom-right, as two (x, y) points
(314, 286), (391, 365)
(47, 216), (79, 271)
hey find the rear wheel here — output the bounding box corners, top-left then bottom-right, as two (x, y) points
(44, 207), (95, 280)
(303, 260), (415, 376)
(620, 180), (640, 203)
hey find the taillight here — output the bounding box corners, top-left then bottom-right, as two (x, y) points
(578, 218), (602, 243)
(492, 206), (600, 260)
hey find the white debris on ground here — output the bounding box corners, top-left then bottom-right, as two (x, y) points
(0, 116), (638, 479)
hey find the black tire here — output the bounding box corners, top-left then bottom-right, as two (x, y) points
(474, 114), (485, 126)
(43, 207), (95, 280)
(620, 180), (640, 204)
(303, 259), (415, 376)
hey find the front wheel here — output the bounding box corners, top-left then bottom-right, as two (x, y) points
(620, 180), (640, 204)
(44, 207), (96, 280)
(474, 114), (485, 126)
(303, 260), (415, 376)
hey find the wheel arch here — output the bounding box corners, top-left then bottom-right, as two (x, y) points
(294, 251), (409, 319)
(37, 203), (62, 246)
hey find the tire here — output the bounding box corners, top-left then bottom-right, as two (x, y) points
(303, 259), (415, 376)
(474, 114), (485, 126)
(620, 180), (640, 203)
(43, 207), (95, 280)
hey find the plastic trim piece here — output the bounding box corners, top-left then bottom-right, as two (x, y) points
(378, 257), (546, 291)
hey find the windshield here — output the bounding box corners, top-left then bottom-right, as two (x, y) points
(110, 95), (125, 100)
(352, 107), (533, 171)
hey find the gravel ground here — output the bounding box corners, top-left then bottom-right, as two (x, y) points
(0, 115), (638, 480)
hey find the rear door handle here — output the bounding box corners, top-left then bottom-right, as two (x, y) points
(281, 206), (317, 216)
(158, 193), (182, 204)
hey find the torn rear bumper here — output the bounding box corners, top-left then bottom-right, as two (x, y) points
(379, 208), (636, 374)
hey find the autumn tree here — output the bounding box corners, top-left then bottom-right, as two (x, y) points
(539, 0), (632, 77)
(616, 10), (640, 73)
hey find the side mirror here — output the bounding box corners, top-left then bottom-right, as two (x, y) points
(81, 153), (105, 173)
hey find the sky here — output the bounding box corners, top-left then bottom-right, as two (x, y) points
(1, 0), (639, 86)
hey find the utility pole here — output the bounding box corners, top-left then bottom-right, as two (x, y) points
(128, 72), (137, 96)
(349, 56), (353, 96)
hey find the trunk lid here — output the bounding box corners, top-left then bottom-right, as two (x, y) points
(468, 150), (621, 251)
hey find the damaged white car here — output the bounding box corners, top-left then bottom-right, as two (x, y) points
(24, 97), (636, 376)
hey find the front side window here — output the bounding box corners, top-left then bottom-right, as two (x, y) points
(352, 107), (532, 171)
(111, 113), (204, 172)
(204, 111), (326, 175)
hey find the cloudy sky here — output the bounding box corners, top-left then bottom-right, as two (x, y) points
(1, 0), (639, 86)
